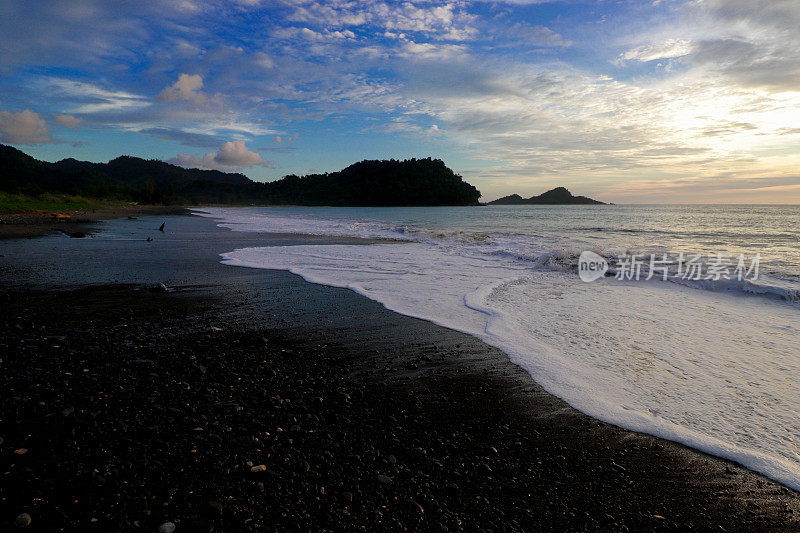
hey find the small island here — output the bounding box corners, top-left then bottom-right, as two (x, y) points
(0, 144), (481, 207)
(488, 187), (605, 205)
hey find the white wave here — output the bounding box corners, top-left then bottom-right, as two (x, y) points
(200, 206), (800, 490)
(193, 207), (414, 241)
(667, 275), (800, 303)
(193, 207), (800, 303)
(221, 243), (800, 491)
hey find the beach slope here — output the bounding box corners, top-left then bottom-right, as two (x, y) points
(0, 213), (798, 531)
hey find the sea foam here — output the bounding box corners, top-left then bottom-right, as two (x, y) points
(197, 206), (800, 490)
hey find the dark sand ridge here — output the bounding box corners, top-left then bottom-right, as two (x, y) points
(1, 212), (798, 531)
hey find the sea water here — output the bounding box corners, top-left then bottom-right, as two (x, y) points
(195, 204), (800, 489)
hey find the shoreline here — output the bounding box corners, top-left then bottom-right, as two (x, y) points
(1, 212), (799, 530)
(0, 205), (190, 241)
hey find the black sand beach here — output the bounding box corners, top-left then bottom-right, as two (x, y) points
(0, 206), (188, 241)
(1, 213), (799, 531)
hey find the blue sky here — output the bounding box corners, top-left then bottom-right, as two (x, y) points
(1, 0), (800, 202)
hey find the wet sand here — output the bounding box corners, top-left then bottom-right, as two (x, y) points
(0, 206), (189, 240)
(1, 212), (798, 531)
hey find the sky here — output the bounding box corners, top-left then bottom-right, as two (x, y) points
(1, 0), (799, 203)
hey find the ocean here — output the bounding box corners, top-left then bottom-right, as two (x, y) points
(195, 204), (800, 490)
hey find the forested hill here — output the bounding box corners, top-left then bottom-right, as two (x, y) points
(267, 159), (480, 206)
(0, 144), (481, 206)
(488, 187), (604, 205)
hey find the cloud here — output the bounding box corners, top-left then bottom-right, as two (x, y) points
(0, 1), (148, 70)
(273, 133), (299, 144)
(399, 41), (467, 61)
(141, 127), (224, 148)
(504, 23), (572, 48)
(370, 117), (443, 137)
(698, 120), (758, 137)
(42, 78), (149, 114)
(702, 0), (800, 31)
(55, 114), (84, 128)
(254, 52), (275, 69)
(273, 26), (357, 41)
(280, 1), (478, 42)
(384, 52), (800, 200)
(0, 109), (51, 144)
(470, 0), (556, 3)
(158, 73), (207, 105)
(215, 140), (269, 166)
(618, 39), (695, 64)
(654, 0), (800, 91)
(170, 152), (227, 171)
(4, 0), (800, 202)
(285, 2), (369, 27)
(169, 140), (272, 171)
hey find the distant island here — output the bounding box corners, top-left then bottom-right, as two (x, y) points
(0, 144), (481, 207)
(488, 187), (605, 205)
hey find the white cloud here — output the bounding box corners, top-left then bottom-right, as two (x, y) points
(55, 114), (84, 128)
(623, 0), (800, 91)
(702, 0), (800, 30)
(286, 1), (369, 27)
(0, 109), (51, 144)
(169, 140), (272, 171)
(273, 26), (357, 41)
(618, 39), (695, 64)
(254, 52), (275, 69)
(400, 41), (467, 61)
(4, 0), (800, 202)
(280, 1), (478, 42)
(504, 23), (571, 47)
(215, 140), (268, 166)
(42, 78), (149, 114)
(170, 152), (225, 171)
(188, 118), (275, 137)
(383, 49), (800, 202)
(470, 0), (555, 3)
(158, 73), (208, 105)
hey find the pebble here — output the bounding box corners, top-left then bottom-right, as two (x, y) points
(4, 283), (793, 532)
(407, 499), (425, 516)
(150, 283), (169, 293)
(15, 513), (32, 528)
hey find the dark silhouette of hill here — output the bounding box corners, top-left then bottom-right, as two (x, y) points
(0, 144), (481, 206)
(266, 159), (480, 206)
(488, 187), (604, 205)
